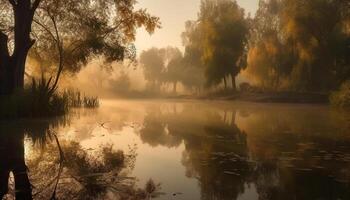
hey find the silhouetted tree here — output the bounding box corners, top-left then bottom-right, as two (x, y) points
(0, 0), (160, 95)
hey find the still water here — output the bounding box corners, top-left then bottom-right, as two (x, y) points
(2, 100), (350, 200)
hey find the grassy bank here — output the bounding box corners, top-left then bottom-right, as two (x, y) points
(0, 79), (99, 119)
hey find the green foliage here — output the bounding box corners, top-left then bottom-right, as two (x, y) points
(330, 81), (350, 108)
(183, 0), (249, 89)
(0, 0), (160, 94)
(246, 0), (350, 92)
(36, 0), (160, 70)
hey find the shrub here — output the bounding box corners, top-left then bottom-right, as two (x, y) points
(330, 80), (350, 108)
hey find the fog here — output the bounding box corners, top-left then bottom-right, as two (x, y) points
(62, 59), (148, 98)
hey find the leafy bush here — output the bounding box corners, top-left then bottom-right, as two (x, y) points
(330, 80), (350, 108)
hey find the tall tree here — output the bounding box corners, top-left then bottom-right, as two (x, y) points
(197, 0), (249, 90)
(245, 0), (292, 90)
(139, 48), (165, 91)
(245, 0), (350, 92)
(140, 47), (185, 93)
(181, 21), (206, 93)
(163, 47), (183, 93)
(0, 0), (160, 95)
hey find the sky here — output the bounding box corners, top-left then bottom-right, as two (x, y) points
(134, 0), (259, 53)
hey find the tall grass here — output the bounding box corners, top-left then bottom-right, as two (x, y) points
(0, 77), (68, 119)
(0, 78), (99, 119)
(63, 89), (99, 108)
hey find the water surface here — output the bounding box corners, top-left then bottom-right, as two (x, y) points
(4, 100), (350, 200)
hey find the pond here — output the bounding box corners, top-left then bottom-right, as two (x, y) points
(1, 100), (350, 200)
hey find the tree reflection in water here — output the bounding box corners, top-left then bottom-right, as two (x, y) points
(2, 102), (350, 200)
(0, 117), (161, 200)
(137, 104), (350, 200)
(0, 131), (31, 199)
(0, 119), (59, 200)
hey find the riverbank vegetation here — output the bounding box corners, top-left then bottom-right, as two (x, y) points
(132, 0), (349, 106)
(0, 77), (99, 119)
(0, 0), (349, 115)
(0, 0), (160, 118)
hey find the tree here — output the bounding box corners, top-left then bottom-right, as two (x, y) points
(281, 0), (350, 91)
(162, 47), (183, 93)
(181, 21), (206, 93)
(193, 0), (249, 90)
(108, 71), (132, 95)
(140, 46), (185, 93)
(0, 0), (160, 95)
(245, 0), (292, 90)
(245, 0), (350, 92)
(248, 0), (350, 91)
(139, 48), (165, 91)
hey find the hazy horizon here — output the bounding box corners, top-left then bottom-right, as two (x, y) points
(135, 0), (259, 53)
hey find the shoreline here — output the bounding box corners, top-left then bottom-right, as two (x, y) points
(104, 92), (330, 105)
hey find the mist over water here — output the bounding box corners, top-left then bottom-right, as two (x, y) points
(4, 100), (349, 200)
(1, 0), (349, 199)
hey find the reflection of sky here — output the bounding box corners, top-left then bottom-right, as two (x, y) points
(25, 100), (350, 200)
(135, 0), (259, 53)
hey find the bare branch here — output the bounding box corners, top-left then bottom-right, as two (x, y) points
(48, 13), (64, 93)
(33, 19), (58, 43)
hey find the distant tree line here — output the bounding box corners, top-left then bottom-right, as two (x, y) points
(139, 46), (204, 93)
(140, 0), (350, 94)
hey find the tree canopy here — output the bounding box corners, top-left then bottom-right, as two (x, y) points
(140, 46), (185, 93)
(245, 0), (350, 92)
(0, 0), (160, 94)
(182, 0), (249, 90)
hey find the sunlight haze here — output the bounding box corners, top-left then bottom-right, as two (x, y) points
(135, 0), (259, 53)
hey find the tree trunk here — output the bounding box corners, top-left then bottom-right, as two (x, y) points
(231, 73), (237, 92)
(0, 1), (35, 95)
(223, 76), (227, 90)
(173, 81), (177, 93)
(0, 133), (32, 200)
(0, 33), (12, 95)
